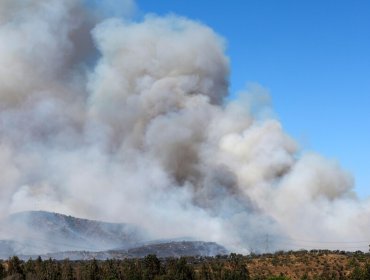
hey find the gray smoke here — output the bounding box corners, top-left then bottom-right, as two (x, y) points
(0, 0), (368, 253)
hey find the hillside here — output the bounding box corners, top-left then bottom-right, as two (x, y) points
(0, 211), (148, 257)
(0, 211), (227, 260)
(22, 241), (228, 260)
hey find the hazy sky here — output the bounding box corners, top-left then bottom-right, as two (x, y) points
(137, 0), (370, 197)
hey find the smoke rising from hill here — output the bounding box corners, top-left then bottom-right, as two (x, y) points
(0, 0), (369, 252)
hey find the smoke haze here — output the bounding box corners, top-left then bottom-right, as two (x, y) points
(0, 0), (369, 253)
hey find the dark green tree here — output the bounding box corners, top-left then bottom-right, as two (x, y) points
(0, 262), (5, 279)
(224, 253), (249, 280)
(23, 258), (37, 279)
(87, 258), (101, 280)
(121, 259), (142, 280)
(43, 258), (61, 280)
(102, 259), (120, 280)
(212, 260), (225, 280)
(7, 256), (24, 277)
(199, 262), (212, 280)
(143, 254), (161, 280)
(165, 258), (195, 280)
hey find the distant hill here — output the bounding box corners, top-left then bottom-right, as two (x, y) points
(126, 240), (228, 258)
(21, 241), (228, 260)
(0, 211), (147, 257)
(0, 211), (228, 260)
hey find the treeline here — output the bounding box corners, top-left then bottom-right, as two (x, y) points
(0, 254), (248, 280)
(1, 252), (370, 280)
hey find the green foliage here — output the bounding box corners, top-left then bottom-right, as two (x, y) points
(199, 262), (212, 280)
(363, 262), (370, 280)
(348, 258), (359, 268)
(102, 259), (121, 280)
(301, 273), (310, 280)
(121, 259), (142, 280)
(143, 254), (161, 280)
(5, 251), (370, 280)
(165, 257), (195, 280)
(267, 276), (291, 280)
(7, 256), (24, 277)
(223, 253), (250, 280)
(86, 258), (100, 280)
(349, 266), (364, 280)
(0, 262), (4, 279)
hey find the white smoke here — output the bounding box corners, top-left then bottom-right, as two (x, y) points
(0, 0), (369, 253)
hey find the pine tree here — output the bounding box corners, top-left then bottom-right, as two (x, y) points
(61, 259), (74, 280)
(143, 254), (161, 280)
(0, 262), (5, 279)
(7, 256), (24, 277)
(88, 258), (100, 280)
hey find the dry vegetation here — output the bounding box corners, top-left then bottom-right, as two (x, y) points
(244, 250), (369, 279)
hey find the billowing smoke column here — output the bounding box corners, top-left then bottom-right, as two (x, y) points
(0, 0), (369, 253)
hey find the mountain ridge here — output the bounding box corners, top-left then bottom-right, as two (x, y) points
(0, 211), (228, 259)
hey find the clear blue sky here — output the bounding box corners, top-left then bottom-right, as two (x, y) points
(135, 0), (370, 197)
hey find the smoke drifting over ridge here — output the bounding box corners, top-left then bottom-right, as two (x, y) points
(0, 0), (369, 252)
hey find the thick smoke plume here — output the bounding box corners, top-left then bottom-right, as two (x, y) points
(0, 0), (369, 253)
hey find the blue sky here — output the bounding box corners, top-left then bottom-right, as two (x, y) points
(135, 0), (370, 197)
